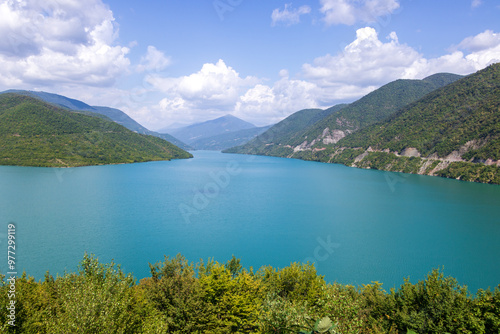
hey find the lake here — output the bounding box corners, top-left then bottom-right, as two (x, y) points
(1, 150), (499, 292)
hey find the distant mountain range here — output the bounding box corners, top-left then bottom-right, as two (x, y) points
(0, 93), (192, 167)
(163, 114), (273, 150)
(2, 90), (267, 151)
(1, 90), (193, 151)
(190, 125), (272, 150)
(225, 64), (500, 184)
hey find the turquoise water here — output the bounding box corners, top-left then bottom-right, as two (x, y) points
(1, 151), (499, 292)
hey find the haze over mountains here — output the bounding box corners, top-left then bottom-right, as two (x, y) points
(225, 64), (500, 184)
(161, 114), (272, 150)
(2, 90), (269, 152)
(2, 63), (499, 183)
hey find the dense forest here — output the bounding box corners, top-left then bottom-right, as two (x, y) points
(1, 254), (499, 333)
(226, 73), (463, 157)
(0, 94), (192, 167)
(225, 64), (500, 185)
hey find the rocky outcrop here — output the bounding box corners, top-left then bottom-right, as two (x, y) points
(400, 147), (421, 157)
(322, 128), (347, 145)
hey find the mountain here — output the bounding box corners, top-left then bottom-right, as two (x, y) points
(190, 125), (272, 150)
(1, 90), (192, 150)
(167, 114), (257, 146)
(0, 93), (192, 167)
(312, 63), (500, 184)
(224, 106), (346, 156)
(156, 122), (186, 134)
(225, 73), (463, 158)
(298, 73), (464, 148)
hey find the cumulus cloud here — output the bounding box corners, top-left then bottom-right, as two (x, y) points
(407, 31), (500, 77)
(300, 27), (500, 106)
(234, 77), (320, 125)
(271, 3), (312, 26)
(149, 59), (258, 109)
(0, 0), (130, 89)
(141, 28), (500, 129)
(144, 60), (260, 126)
(302, 27), (420, 96)
(137, 46), (171, 73)
(320, 0), (400, 25)
(457, 30), (500, 52)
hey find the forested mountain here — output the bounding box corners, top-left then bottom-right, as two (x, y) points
(298, 73), (463, 148)
(304, 62), (500, 184)
(225, 65), (500, 184)
(225, 73), (462, 157)
(0, 93), (192, 167)
(1, 90), (192, 150)
(224, 106), (346, 156)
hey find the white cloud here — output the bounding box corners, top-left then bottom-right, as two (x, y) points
(137, 46), (171, 73)
(457, 30), (500, 52)
(234, 78), (320, 125)
(411, 31), (500, 77)
(302, 28), (420, 89)
(145, 60), (320, 127)
(149, 59), (258, 109)
(0, 0), (130, 89)
(300, 27), (500, 107)
(320, 0), (400, 25)
(140, 28), (500, 129)
(271, 3), (311, 26)
(144, 60), (260, 127)
(471, 0), (482, 8)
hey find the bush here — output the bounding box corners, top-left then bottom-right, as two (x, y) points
(1, 256), (498, 333)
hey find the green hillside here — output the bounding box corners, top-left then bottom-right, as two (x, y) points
(2, 90), (193, 150)
(300, 63), (500, 184)
(0, 93), (192, 167)
(292, 73), (463, 149)
(223, 105), (346, 156)
(225, 73), (462, 158)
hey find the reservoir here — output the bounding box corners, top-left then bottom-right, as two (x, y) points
(1, 150), (499, 292)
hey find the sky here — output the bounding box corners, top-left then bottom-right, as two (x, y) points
(0, 0), (499, 130)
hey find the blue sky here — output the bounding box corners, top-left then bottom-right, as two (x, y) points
(1, 0), (499, 130)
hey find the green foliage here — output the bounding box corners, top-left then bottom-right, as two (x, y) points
(198, 261), (262, 333)
(300, 75), (462, 145)
(46, 254), (141, 333)
(226, 65), (500, 185)
(258, 262), (325, 306)
(339, 64), (500, 161)
(0, 93), (192, 167)
(144, 254), (203, 333)
(298, 317), (337, 334)
(475, 286), (500, 333)
(390, 269), (484, 334)
(354, 152), (423, 174)
(0, 254), (141, 333)
(259, 294), (312, 333)
(436, 161), (500, 184)
(232, 72), (462, 160)
(1, 256), (499, 333)
(313, 283), (367, 334)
